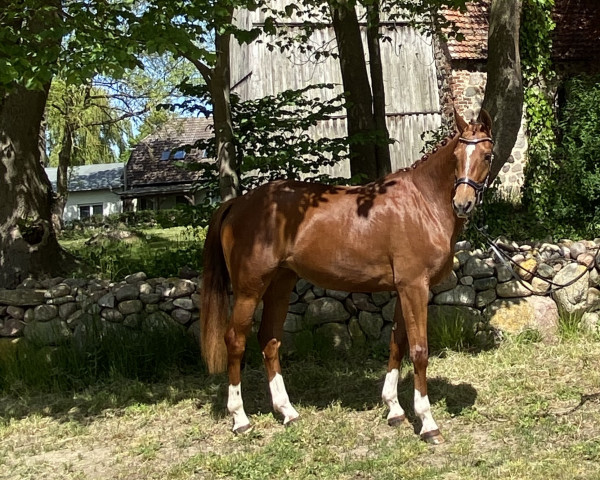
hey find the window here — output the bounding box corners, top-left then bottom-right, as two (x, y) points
(140, 197), (155, 211)
(173, 150), (186, 160)
(79, 204), (103, 219)
(160, 150), (170, 161)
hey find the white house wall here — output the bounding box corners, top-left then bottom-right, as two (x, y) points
(63, 190), (123, 222)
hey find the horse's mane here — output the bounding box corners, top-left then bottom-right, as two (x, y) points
(399, 118), (491, 174)
(397, 132), (457, 174)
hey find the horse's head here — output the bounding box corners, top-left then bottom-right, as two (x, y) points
(452, 109), (494, 218)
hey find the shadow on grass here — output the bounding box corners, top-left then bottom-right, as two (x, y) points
(0, 344), (477, 436)
(205, 352), (477, 433)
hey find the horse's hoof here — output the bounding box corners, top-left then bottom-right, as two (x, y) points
(421, 429), (445, 445)
(387, 414), (406, 427)
(233, 423), (253, 435)
(284, 416), (300, 427)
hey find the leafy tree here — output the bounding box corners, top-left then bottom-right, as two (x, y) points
(0, 0), (140, 288)
(132, 0), (265, 201)
(45, 55), (197, 229)
(172, 83), (350, 223)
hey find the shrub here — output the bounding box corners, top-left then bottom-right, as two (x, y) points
(522, 74), (600, 238)
(65, 226), (205, 280)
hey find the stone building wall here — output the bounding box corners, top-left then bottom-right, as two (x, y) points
(1, 239), (599, 356)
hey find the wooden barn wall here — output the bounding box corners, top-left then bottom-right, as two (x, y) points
(231, 7), (442, 173)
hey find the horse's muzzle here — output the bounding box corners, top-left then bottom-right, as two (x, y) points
(452, 198), (474, 218)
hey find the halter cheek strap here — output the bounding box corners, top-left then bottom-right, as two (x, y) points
(454, 136), (494, 205)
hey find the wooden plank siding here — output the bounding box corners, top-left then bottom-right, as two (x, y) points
(231, 7), (443, 177)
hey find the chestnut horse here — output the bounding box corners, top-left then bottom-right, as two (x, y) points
(201, 109), (493, 444)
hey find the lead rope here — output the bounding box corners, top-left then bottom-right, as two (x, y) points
(457, 134), (598, 294)
(471, 217), (598, 296)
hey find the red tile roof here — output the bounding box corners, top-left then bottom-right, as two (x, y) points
(444, 0), (600, 64)
(552, 0), (600, 63)
(444, 1), (490, 61)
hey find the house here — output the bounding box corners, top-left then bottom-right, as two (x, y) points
(120, 117), (213, 211)
(45, 163), (124, 222)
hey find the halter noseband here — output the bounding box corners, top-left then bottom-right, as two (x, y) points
(454, 136), (495, 206)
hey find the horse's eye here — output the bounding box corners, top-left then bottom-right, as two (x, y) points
(485, 154), (493, 162)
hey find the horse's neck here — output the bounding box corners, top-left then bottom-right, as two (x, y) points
(411, 135), (465, 237)
(412, 135), (459, 202)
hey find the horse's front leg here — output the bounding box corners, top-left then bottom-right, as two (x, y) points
(382, 298), (408, 426)
(397, 281), (444, 444)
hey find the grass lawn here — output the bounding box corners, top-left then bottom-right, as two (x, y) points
(1, 335), (599, 479)
(59, 226), (206, 280)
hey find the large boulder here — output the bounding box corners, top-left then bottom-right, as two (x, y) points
(304, 297), (350, 326)
(552, 264), (589, 315)
(0, 289), (45, 306)
(358, 311), (384, 340)
(314, 323), (352, 352)
(23, 319), (71, 347)
(432, 285), (476, 307)
(485, 296), (559, 341)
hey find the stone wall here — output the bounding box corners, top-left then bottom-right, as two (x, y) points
(1, 239), (599, 355)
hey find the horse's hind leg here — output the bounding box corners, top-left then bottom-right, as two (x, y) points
(225, 295), (260, 434)
(382, 297), (409, 426)
(258, 269), (300, 426)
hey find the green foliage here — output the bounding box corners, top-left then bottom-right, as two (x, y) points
(45, 79), (129, 166)
(64, 208), (205, 231)
(234, 84), (351, 190)
(172, 84), (350, 220)
(520, 0), (558, 222)
(427, 311), (485, 354)
(558, 311), (584, 340)
(543, 76), (600, 236)
(0, 1), (141, 93)
(466, 185), (552, 243)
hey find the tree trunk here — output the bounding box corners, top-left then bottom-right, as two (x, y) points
(330, 1), (379, 183)
(0, 85), (75, 288)
(212, 10), (240, 201)
(366, 2), (392, 178)
(52, 122), (74, 233)
(481, 0), (524, 183)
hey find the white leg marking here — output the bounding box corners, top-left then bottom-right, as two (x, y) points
(269, 373), (299, 424)
(414, 389), (439, 435)
(381, 368), (406, 422)
(228, 383), (250, 432)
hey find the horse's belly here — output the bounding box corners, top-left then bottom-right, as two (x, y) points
(285, 252), (395, 292)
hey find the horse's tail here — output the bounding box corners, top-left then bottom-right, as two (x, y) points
(200, 200), (234, 374)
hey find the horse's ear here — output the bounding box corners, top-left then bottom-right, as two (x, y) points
(477, 108), (493, 132)
(454, 107), (468, 133)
